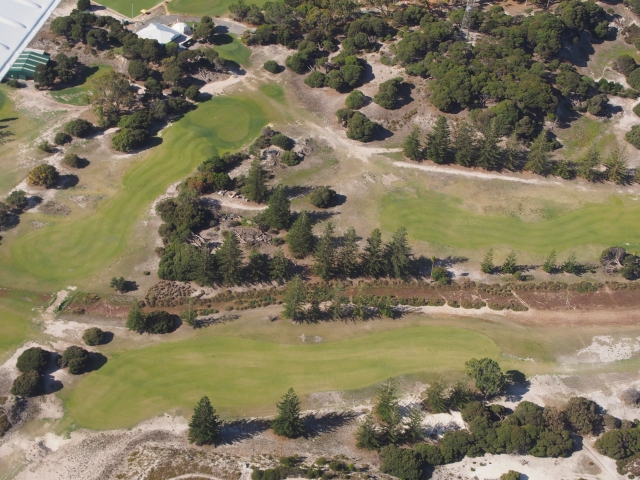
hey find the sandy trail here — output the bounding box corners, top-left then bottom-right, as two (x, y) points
(307, 123), (403, 161)
(200, 75), (248, 96)
(203, 195), (268, 211)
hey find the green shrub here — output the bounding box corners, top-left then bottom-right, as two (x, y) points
(145, 310), (175, 334)
(62, 152), (81, 168)
(7, 79), (21, 88)
(281, 150), (299, 166)
(82, 327), (105, 346)
(11, 370), (42, 397)
(500, 472), (520, 480)
(634, 103), (640, 118)
(54, 132), (72, 145)
(264, 60), (279, 73)
(628, 68), (640, 90)
(0, 414), (10, 437)
(373, 77), (403, 109)
(58, 345), (90, 374)
(64, 119), (93, 137)
(304, 71), (327, 88)
(309, 186), (336, 208)
(564, 396), (602, 435)
(271, 133), (293, 150)
(112, 128), (148, 152)
(431, 266), (449, 283)
(38, 140), (54, 153)
(16, 347), (50, 373)
(613, 54), (637, 76)
(379, 445), (423, 480)
(28, 164), (59, 187)
(6, 190), (28, 209)
(345, 90), (365, 109)
(185, 85), (200, 101)
(626, 125), (640, 149)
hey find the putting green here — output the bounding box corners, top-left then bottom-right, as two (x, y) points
(169, 0), (269, 17)
(49, 65), (113, 106)
(381, 190), (640, 255)
(213, 34), (251, 66)
(2, 96), (267, 290)
(62, 325), (498, 429)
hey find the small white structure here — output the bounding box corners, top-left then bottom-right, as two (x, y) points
(171, 22), (193, 35)
(136, 23), (180, 44)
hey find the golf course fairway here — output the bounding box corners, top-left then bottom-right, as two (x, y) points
(3, 96), (267, 290)
(62, 325), (500, 430)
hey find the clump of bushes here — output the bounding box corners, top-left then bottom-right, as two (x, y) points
(27, 164), (59, 187)
(83, 327), (105, 346)
(6, 190), (28, 209)
(63, 119), (93, 138)
(54, 132), (72, 145)
(11, 370), (42, 397)
(264, 60), (279, 74)
(309, 186), (336, 208)
(271, 133), (293, 150)
(626, 125), (640, 149)
(58, 346), (90, 374)
(336, 109), (378, 142)
(126, 302), (175, 334)
(11, 347), (51, 397)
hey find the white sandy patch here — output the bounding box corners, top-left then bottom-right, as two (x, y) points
(565, 335), (640, 363)
(201, 75), (246, 96)
(45, 290), (68, 314)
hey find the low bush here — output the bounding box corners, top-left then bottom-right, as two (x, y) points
(304, 71), (326, 88)
(626, 125), (640, 149)
(345, 90), (365, 109)
(83, 327), (104, 346)
(309, 186), (336, 208)
(28, 164), (59, 187)
(64, 119), (93, 137)
(7, 79), (21, 88)
(281, 151), (299, 166)
(264, 60), (279, 73)
(54, 132), (72, 145)
(271, 133), (293, 150)
(431, 266), (449, 284)
(62, 152), (81, 168)
(38, 140), (54, 153)
(145, 310), (175, 334)
(6, 190), (28, 209)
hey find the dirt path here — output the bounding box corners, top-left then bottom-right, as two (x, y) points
(167, 475), (224, 480)
(200, 75), (248, 96)
(581, 440), (620, 480)
(307, 123), (403, 161)
(201, 194), (267, 210)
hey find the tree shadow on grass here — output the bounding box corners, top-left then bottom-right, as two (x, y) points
(218, 418), (271, 445)
(57, 174), (79, 189)
(212, 33), (234, 46)
(303, 411), (357, 438)
(86, 352), (108, 373)
(101, 331), (114, 345)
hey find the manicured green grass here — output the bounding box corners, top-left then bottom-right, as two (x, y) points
(94, 0), (160, 17)
(62, 325), (499, 429)
(49, 65), (113, 106)
(380, 190), (640, 255)
(0, 290), (49, 360)
(169, 0), (268, 17)
(1, 96), (267, 290)
(214, 34), (251, 66)
(260, 83), (285, 102)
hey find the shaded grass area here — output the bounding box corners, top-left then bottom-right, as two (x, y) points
(556, 115), (617, 160)
(169, 0), (268, 17)
(62, 324), (500, 429)
(213, 34), (251, 66)
(49, 65), (113, 106)
(0, 96), (268, 290)
(93, 0), (160, 17)
(380, 189), (640, 255)
(0, 290), (50, 360)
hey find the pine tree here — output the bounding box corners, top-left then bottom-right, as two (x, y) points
(313, 222), (336, 281)
(355, 413), (380, 450)
(216, 231), (243, 286)
(329, 283), (347, 320)
(375, 380), (402, 444)
(425, 116), (452, 164)
(525, 131), (550, 175)
(306, 295), (322, 322)
(338, 227), (359, 277)
(502, 251), (517, 275)
(272, 388), (305, 438)
(269, 247), (290, 282)
(502, 132), (521, 171)
(246, 248), (267, 282)
(265, 186), (291, 229)
(476, 121), (502, 171)
(425, 377), (450, 413)
(126, 300), (146, 333)
(283, 274), (306, 321)
(361, 228), (386, 277)
(286, 211), (315, 258)
(385, 227), (412, 279)
(605, 146), (629, 184)
(577, 145), (601, 182)
(542, 250), (556, 274)
(243, 159), (268, 203)
(188, 396), (221, 445)
(403, 407), (424, 443)
(481, 249), (494, 274)
(180, 300), (197, 327)
(562, 252), (579, 274)
(454, 120), (476, 167)
(403, 126), (423, 161)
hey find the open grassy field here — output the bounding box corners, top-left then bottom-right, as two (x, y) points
(213, 34), (251, 66)
(380, 189), (640, 256)
(62, 324), (501, 429)
(94, 0), (160, 17)
(49, 65), (113, 106)
(169, 0), (269, 17)
(0, 95), (268, 291)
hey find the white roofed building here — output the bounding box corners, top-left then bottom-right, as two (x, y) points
(171, 22), (193, 35)
(136, 23), (181, 45)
